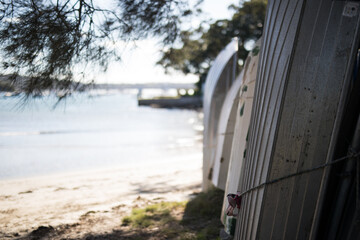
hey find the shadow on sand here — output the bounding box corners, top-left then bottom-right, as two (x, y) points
(17, 188), (225, 240)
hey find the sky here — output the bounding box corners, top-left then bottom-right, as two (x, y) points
(96, 0), (240, 84)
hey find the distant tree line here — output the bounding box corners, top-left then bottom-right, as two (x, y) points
(157, 0), (267, 94)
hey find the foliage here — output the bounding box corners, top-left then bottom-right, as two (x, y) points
(0, 0), (267, 98)
(0, 0), (199, 98)
(157, 0), (267, 92)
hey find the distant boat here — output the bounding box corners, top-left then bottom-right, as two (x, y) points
(4, 92), (20, 97)
(138, 96), (202, 109)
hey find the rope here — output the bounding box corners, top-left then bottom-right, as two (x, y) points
(237, 152), (360, 197)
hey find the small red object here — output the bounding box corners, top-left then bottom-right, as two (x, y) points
(226, 193), (242, 216)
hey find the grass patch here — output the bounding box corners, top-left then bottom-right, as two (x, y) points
(121, 187), (224, 239)
(182, 187), (224, 221)
(182, 187), (224, 240)
(122, 202), (185, 228)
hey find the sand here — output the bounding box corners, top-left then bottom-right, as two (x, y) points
(0, 154), (202, 239)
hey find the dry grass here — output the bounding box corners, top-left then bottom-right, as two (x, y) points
(120, 187), (224, 240)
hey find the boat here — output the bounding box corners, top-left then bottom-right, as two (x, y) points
(211, 38), (262, 194)
(202, 38), (238, 190)
(217, 39), (261, 234)
(229, 1), (360, 239)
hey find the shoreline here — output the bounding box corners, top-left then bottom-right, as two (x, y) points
(0, 151), (202, 182)
(0, 155), (202, 239)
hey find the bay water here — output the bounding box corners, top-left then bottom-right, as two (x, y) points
(0, 92), (203, 180)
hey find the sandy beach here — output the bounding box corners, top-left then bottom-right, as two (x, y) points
(0, 154), (202, 239)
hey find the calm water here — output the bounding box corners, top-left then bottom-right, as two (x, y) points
(0, 92), (203, 180)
